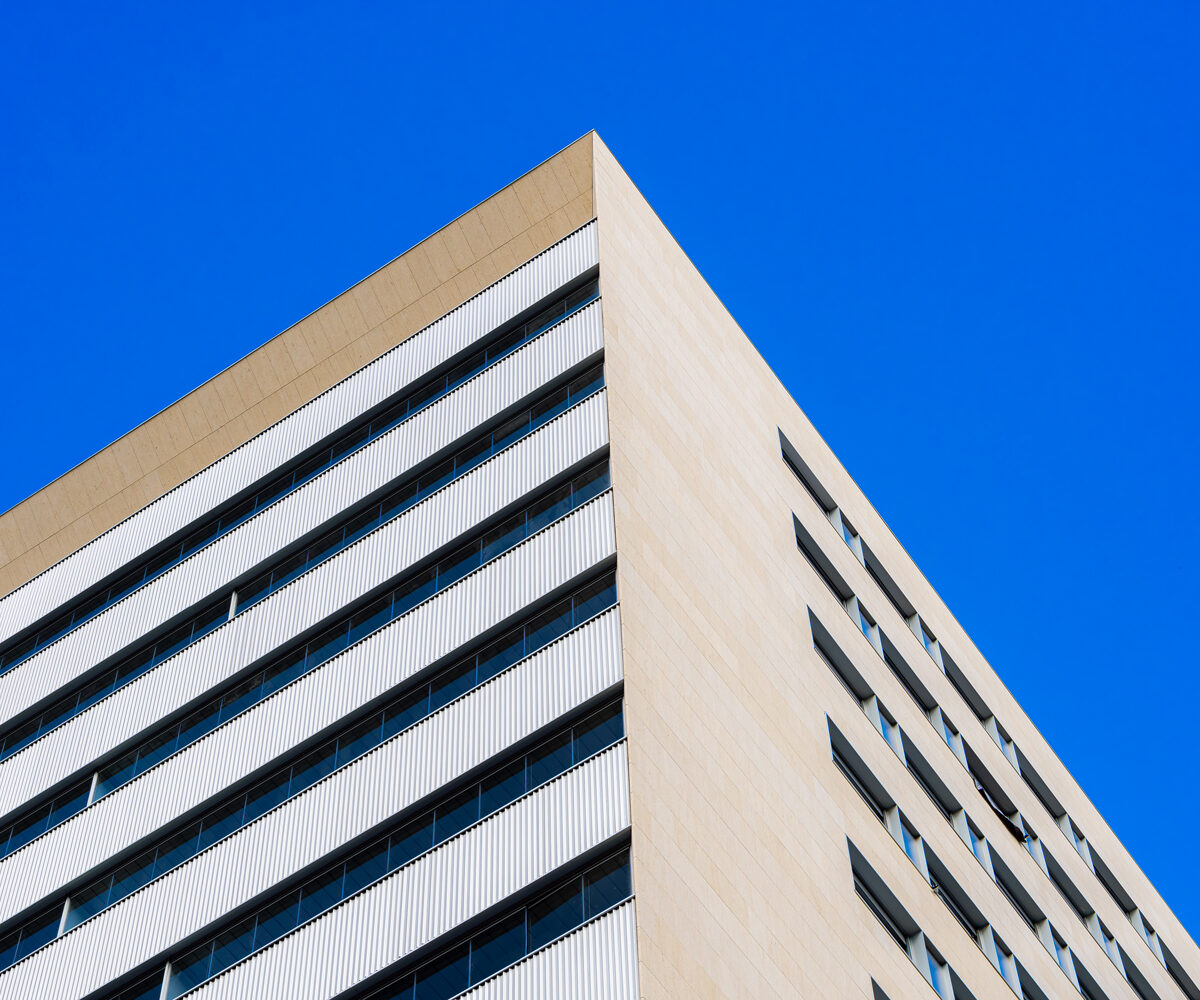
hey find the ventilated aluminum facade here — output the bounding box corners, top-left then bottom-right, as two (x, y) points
(0, 222), (598, 643)
(0, 217), (637, 1000)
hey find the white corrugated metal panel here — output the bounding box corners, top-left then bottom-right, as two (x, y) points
(0, 221), (599, 646)
(460, 899), (639, 1000)
(191, 744), (630, 1000)
(0, 300), (604, 728)
(0, 395), (610, 817)
(0, 498), (617, 912)
(0, 662), (626, 1000)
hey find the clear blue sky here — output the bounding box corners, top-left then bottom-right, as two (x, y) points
(2, 0), (1197, 938)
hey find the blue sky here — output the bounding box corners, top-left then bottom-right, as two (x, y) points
(2, 0), (1198, 939)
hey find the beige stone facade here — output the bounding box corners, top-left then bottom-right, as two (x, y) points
(4, 134), (1195, 1000)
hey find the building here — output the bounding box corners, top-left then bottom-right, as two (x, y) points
(0, 132), (1193, 1000)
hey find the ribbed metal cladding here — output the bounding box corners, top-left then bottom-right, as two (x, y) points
(458, 899), (639, 1000)
(0, 388), (610, 819)
(0, 493), (617, 914)
(0, 221), (599, 646)
(189, 744), (630, 1000)
(0, 626), (625, 999)
(0, 300), (604, 729)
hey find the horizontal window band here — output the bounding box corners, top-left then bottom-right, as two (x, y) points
(0, 454), (610, 862)
(0, 574), (618, 966)
(0, 279), (599, 680)
(95, 711), (628, 1000)
(0, 363), (604, 770)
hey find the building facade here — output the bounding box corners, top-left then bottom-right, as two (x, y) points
(0, 133), (1193, 1000)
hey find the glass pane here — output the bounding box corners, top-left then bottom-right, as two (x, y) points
(253, 890), (300, 950)
(524, 599), (573, 654)
(414, 941), (469, 1000)
(453, 434), (492, 476)
(572, 575), (617, 624)
(349, 597), (392, 645)
(177, 703), (221, 748)
(191, 600), (229, 640)
(2, 717), (41, 757)
(526, 484), (571, 534)
(526, 730), (573, 789)
(115, 972), (165, 1000)
(433, 785), (480, 843)
(336, 715), (382, 768)
(436, 541), (481, 589)
(210, 916), (256, 975)
(530, 385), (569, 427)
(419, 459), (455, 498)
(198, 797), (246, 851)
(65, 875), (112, 927)
(154, 822), (202, 876)
(343, 841), (389, 896)
(342, 506), (382, 544)
(479, 759), (525, 818)
(116, 646), (155, 681)
(108, 568), (148, 602)
(568, 365), (604, 400)
(306, 623), (350, 669)
(383, 688), (428, 740)
(490, 412), (529, 452)
(298, 865), (345, 923)
(330, 423), (369, 464)
(306, 526), (347, 566)
(74, 673), (116, 714)
(109, 850), (158, 902)
(262, 647), (307, 695)
(469, 911), (525, 985)
(445, 352), (483, 390)
(243, 770), (291, 823)
(487, 326), (526, 360)
(527, 879), (583, 951)
(289, 744), (336, 795)
(5, 803), (50, 852)
(37, 695), (79, 735)
(388, 816), (434, 871)
(154, 623), (193, 661)
(253, 472), (293, 511)
(393, 569), (435, 615)
(572, 702), (624, 762)
(380, 481), (419, 521)
(476, 627), (524, 682)
(291, 452), (329, 486)
(407, 376), (446, 414)
(14, 906), (61, 960)
(526, 302), (563, 335)
(235, 572), (272, 610)
(167, 941), (213, 998)
(95, 751), (138, 798)
(480, 514), (525, 563)
(48, 780), (91, 827)
(370, 400), (408, 437)
(270, 550), (309, 590)
(428, 659), (475, 713)
(0, 929), (16, 971)
(570, 464), (611, 505)
(219, 674), (263, 723)
(134, 724), (181, 775)
(584, 853), (632, 918)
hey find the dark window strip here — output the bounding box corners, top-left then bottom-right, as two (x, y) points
(0, 575), (616, 961)
(0, 450), (608, 861)
(0, 363), (604, 768)
(97, 708), (628, 1000)
(0, 281), (599, 679)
